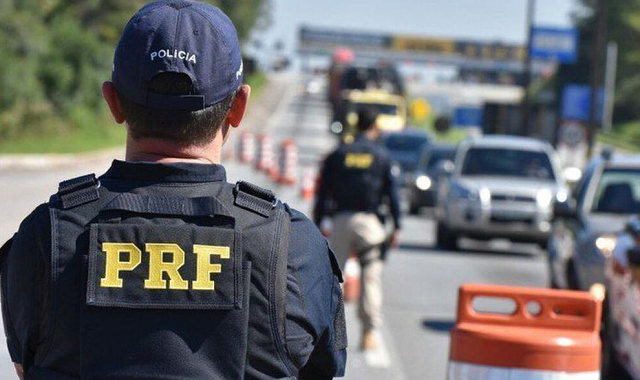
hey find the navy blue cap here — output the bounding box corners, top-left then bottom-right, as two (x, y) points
(112, 0), (243, 110)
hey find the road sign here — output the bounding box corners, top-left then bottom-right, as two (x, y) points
(453, 107), (483, 128)
(530, 27), (579, 64)
(561, 84), (603, 122)
(410, 98), (431, 122)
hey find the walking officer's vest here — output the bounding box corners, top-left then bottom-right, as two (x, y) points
(26, 174), (295, 380)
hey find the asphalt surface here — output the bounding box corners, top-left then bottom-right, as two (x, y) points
(0, 73), (548, 380)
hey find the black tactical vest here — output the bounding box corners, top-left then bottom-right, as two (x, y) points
(23, 174), (295, 380)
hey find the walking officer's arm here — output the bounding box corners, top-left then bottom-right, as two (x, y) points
(313, 152), (337, 227)
(383, 155), (402, 231)
(285, 207), (347, 379)
(1, 204), (49, 377)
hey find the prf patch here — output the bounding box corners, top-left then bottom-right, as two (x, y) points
(87, 224), (242, 310)
(344, 153), (373, 169)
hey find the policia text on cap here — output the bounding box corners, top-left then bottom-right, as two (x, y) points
(0, 1), (347, 379)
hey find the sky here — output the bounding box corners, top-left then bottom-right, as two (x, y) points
(252, 0), (577, 61)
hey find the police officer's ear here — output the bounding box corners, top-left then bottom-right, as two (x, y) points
(225, 84), (251, 129)
(102, 81), (126, 124)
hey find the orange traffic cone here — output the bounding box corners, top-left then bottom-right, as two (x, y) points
(300, 167), (316, 202)
(343, 256), (361, 303)
(448, 284), (602, 380)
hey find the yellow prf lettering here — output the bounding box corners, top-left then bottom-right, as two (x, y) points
(345, 153), (373, 169)
(192, 245), (230, 291)
(101, 243), (142, 288)
(144, 244), (189, 290)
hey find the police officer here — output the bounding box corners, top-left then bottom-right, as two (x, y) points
(314, 107), (401, 351)
(0, 1), (346, 379)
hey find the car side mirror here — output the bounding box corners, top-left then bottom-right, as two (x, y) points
(627, 247), (640, 285)
(553, 197), (577, 220)
(437, 160), (455, 177)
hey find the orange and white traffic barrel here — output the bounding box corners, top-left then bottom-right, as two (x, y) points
(300, 167), (316, 202)
(448, 284), (602, 380)
(277, 139), (298, 185)
(255, 134), (274, 173)
(238, 132), (255, 164)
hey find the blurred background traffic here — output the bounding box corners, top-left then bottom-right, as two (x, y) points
(2, 0), (640, 379)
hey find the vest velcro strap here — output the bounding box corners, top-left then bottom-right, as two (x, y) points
(234, 181), (277, 217)
(58, 174), (100, 209)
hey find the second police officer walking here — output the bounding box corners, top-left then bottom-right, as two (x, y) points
(0, 1), (347, 379)
(314, 107), (402, 351)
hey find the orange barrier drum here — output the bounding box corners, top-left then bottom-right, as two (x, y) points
(238, 132), (254, 164)
(254, 134), (274, 173)
(277, 139), (298, 185)
(448, 284), (602, 380)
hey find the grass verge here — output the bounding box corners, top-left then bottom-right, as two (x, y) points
(0, 72), (268, 154)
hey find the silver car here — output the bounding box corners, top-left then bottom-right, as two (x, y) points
(437, 135), (566, 250)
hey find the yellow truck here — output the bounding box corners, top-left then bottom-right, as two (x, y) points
(331, 90), (407, 138)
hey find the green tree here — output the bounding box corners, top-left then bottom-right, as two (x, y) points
(0, 0), (268, 144)
(574, 0), (640, 121)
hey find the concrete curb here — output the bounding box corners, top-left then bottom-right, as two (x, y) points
(0, 148), (125, 171)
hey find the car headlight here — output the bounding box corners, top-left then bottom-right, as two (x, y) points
(536, 189), (553, 208)
(479, 188), (491, 204)
(595, 234), (617, 258)
(415, 175), (432, 191)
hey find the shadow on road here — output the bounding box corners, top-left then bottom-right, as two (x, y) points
(397, 242), (540, 259)
(421, 318), (455, 333)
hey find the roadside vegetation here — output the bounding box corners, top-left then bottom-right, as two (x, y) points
(0, 0), (267, 154)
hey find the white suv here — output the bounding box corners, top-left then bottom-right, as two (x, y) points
(437, 135), (566, 250)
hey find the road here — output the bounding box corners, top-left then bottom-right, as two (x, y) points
(0, 73), (548, 379)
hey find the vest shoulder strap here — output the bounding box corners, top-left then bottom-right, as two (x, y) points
(57, 174), (100, 209)
(233, 181), (277, 217)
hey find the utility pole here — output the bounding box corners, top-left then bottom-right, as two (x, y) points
(603, 41), (618, 133)
(521, 0), (536, 136)
(587, 0), (607, 157)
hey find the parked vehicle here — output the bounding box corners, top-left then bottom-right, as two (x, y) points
(437, 135), (565, 250)
(549, 154), (640, 291)
(408, 145), (456, 214)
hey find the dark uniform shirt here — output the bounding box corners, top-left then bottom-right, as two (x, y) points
(314, 135), (402, 230)
(1, 160), (346, 379)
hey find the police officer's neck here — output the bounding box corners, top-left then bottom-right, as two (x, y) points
(126, 136), (222, 165)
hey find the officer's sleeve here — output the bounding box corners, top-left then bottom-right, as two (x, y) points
(285, 207), (347, 379)
(383, 156), (402, 230)
(1, 204), (48, 365)
(313, 153), (335, 227)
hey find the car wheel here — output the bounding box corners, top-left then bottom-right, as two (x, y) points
(437, 222), (458, 251)
(601, 303), (633, 380)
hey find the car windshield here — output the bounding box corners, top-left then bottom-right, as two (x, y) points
(460, 148), (555, 180)
(384, 135), (428, 152)
(591, 168), (640, 214)
(353, 102), (398, 115)
(423, 149), (455, 170)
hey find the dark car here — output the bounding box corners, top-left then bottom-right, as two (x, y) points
(380, 129), (431, 186)
(408, 145), (456, 214)
(549, 153), (640, 291)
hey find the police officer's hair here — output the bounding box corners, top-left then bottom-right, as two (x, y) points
(118, 73), (236, 146)
(357, 107), (379, 132)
